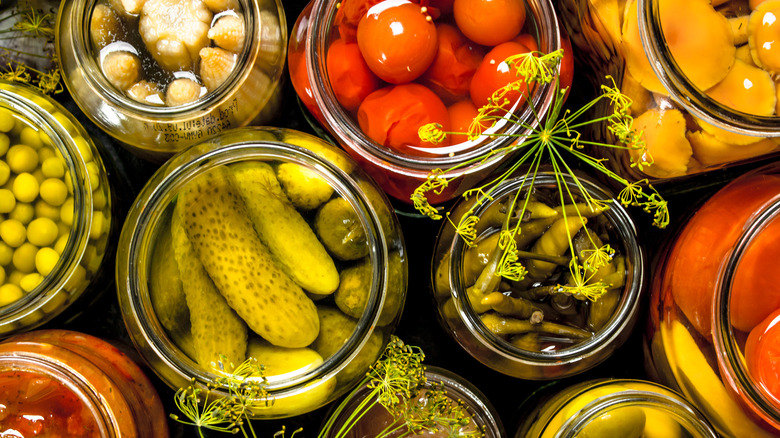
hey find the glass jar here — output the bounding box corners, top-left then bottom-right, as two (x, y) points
(116, 127), (407, 418)
(0, 82), (113, 337)
(56, 0), (287, 161)
(515, 379), (718, 438)
(0, 329), (169, 437)
(432, 171), (645, 379)
(559, 0), (780, 184)
(288, 0), (568, 204)
(321, 365), (505, 437)
(646, 162), (780, 437)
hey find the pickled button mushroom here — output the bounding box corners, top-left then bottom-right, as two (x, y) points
(100, 49), (142, 91)
(139, 0), (213, 71)
(90, 3), (126, 49)
(127, 80), (165, 105)
(208, 12), (245, 52)
(199, 47), (236, 91)
(165, 77), (204, 106)
(110, 0), (145, 18)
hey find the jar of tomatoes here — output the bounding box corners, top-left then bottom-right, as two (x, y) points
(646, 162), (780, 437)
(321, 365), (505, 437)
(0, 82), (113, 337)
(116, 127), (407, 419)
(515, 379), (719, 437)
(431, 171), (645, 379)
(0, 329), (169, 437)
(559, 0), (780, 185)
(56, 0), (287, 161)
(288, 0), (572, 204)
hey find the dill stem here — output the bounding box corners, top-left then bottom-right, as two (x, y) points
(332, 386), (381, 438)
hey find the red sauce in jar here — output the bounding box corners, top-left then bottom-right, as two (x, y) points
(0, 370), (100, 438)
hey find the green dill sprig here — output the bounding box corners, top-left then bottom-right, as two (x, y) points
(319, 336), (485, 438)
(414, 48), (668, 301)
(0, 2), (62, 94)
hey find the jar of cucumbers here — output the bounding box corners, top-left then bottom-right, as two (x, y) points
(0, 82), (113, 337)
(432, 171), (645, 379)
(116, 126), (407, 418)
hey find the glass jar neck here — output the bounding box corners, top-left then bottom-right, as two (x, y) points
(556, 389), (718, 438)
(637, 0), (780, 136)
(714, 196), (780, 429)
(0, 352), (118, 437)
(304, 0), (563, 175)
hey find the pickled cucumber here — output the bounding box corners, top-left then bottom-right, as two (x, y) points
(314, 197), (369, 261)
(149, 213), (190, 345)
(334, 252), (405, 326)
(311, 306), (384, 384)
(247, 337), (323, 378)
(276, 162), (334, 210)
(231, 161), (339, 296)
(180, 167), (319, 348)
(171, 201), (247, 368)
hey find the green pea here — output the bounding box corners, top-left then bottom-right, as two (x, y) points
(20, 272), (43, 292)
(39, 179), (68, 206)
(0, 109), (14, 133)
(73, 136), (93, 162)
(0, 283), (22, 306)
(19, 127), (43, 149)
(0, 133), (9, 156)
(0, 242), (13, 265)
(34, 199), (60, 221)
(0, 162), (10, 186)
(7, 144), (39, 173)
(0, 189), (16, 213)
(27, 217), (58, 247)
(9, 203), (34, 225)
(12, 242), (38, 273)
(60, 199), (74, 226)
(12, 173), (39, 203)
(0, 219), (26, 248)
(41, 156), (65, 178)
(35, 247), (59, 276)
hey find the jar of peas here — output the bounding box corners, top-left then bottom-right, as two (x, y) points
(559, 0), (780, 185)
(432, 171), (645, 379)
(288, 0), (570, 204)
(116, 127), (407, 419)
(515, 379), (718, 437)
(0, 82), (113, 337)
(647, 162), (780, 437)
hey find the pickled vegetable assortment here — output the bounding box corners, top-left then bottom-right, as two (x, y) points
(89, 0), (246, 106)
(143, 130), (406, 415)
(561, 0), (780, 181)
(436, 186), (625, 352)
(0, 99), (111, 333)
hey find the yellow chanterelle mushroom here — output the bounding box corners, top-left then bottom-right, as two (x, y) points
(622, 0), (735, 94)
(707, 58), (776, 116)
(688, 130), (778, 166)
(139, 0), (212, 71)
(630, 107), (692, 178)
(748, 0), (780, 74)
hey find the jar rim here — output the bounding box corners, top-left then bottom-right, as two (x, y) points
(445, 171), (644, 365)
(714, 193), (780, 427)
(0, 347), (119, 437)
(117, 127), (391, 398)
(637, 0), (780, 137)
(0, 83), (95, 329)
(59, 0), (282, 118)
(555, 381), (719, 438)
(304, 0), (563, 177)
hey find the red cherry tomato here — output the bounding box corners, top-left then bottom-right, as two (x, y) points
(470, 41), (531, 109)
(357, 0), (438, 84)
(513, 32), (538, 52)
(358, 83), (451, 153)
(327, 39), (381, 111)
(289, 51), (323, 122)
(447, 99), (481, 144)
(453, 0), (526, 46)
(334, 0), (384, 41)
(421, 23), (485, 103)
(746, 308), (780, 404)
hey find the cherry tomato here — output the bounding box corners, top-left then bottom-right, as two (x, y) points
(513, 32), (538, 52)
(453, 0), (526, 46)
(289, 51), (323, 122)
(358, 83), (450, 153)
(327, 39), (381, 111)
(745, 308), (780, 405)
(357, 0), (438, 84)
(670, 173), (780, 338)
(421, 23), (485, 103)
(470, 41), (531, 109)
(334, 0), (384, 41)
(731, 211), (780, 332)
(447, 99), (481, 144)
